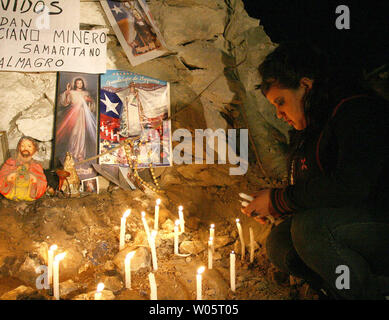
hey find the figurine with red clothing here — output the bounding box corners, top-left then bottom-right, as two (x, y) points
(0, 136), (47, 201)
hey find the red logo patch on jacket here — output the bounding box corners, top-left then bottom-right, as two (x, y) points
(301, 158), (308, 171)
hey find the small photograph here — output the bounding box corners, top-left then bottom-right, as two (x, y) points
(81, 177), (99, 194)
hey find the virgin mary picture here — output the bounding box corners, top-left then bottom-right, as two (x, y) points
(100, 0), (167, 66)
(53, 72), (99, 180)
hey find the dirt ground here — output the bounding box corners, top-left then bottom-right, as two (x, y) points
(0, 165), (318, 300)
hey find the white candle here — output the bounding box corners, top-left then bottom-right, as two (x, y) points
(239, 193), (254, 201)
(149, 273), (157, 300)
(125, 251), (136, 289)
(53, 252), (66, 300)
(48, 244), (58, 287)
(208, 237), (213, 269)
(249, 227), (255, 263)
(105, 129), (108, 136)
(178, 206), (185, 233)
(236, 219), (245, 260)
(154, 199), (161, 230)
(110, 130), (114, 140)
(150, 230), (158, 271)
(141, 211), (151, 244)
(174, 220), (180, 255)
(120, 209), (131, 251)
(230, 251), (236, 291)
(210, 224), (215, 239)
(196, 266), (205, 300)
(210, 224), (215, 253)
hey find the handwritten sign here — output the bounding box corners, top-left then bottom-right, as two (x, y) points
(0, 28), (108, 73)
(0, 0), (80, 30)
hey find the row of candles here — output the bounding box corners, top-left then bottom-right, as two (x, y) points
(47, 199), (256, 300)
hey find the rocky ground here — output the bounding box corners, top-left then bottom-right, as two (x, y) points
(0, 165), (318, 301)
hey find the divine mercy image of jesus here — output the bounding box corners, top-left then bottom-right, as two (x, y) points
(53, 72), (99, 180)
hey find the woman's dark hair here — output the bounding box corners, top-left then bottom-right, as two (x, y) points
(258, 42), (366, 131)
(73, 78), (85, 90)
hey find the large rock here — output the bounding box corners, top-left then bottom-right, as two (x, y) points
(179, 240), (206, 255)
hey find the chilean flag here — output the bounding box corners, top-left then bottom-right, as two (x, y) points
(99, 89), (123, 142)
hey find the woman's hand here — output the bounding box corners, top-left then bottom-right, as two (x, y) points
(241, 189), (277, 224)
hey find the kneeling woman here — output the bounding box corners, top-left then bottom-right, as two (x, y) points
(242, 42), (389, 299)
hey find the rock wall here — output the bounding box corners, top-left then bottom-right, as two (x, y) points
(0, 0), (289, 179)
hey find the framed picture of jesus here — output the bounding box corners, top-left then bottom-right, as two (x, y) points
(52, 72), (100, 180)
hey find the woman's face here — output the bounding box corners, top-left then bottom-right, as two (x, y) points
(265, 81), (310, 131)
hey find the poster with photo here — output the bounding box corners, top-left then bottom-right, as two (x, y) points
(99, 70), (172, 168)
(53, 72), (99, 180)
(100, 0), (168, 66)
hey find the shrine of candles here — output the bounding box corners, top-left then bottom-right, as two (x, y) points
(44, 200), (251, 300)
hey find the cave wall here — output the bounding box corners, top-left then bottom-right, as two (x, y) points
(0, 0), (290, 179)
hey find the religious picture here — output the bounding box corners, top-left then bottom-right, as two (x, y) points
(53, 72), (100, 180)
(81, 177), (99, 194)
(100, 0), (168, 66)
(99, 70), (172, 168)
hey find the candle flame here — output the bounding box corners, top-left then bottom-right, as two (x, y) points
(125, 251), (136, 261)
(97, 283), (105, 292)
(54, 252), (66, 262)
(178, 205), (183, 211)
(156, 199), (161, 205)
(123, 209), (131, 218)
(210, 224), (215, 228)
(231, 251), (235, 254)
(236, 218), (240, 223)
(175, 219), (180, 226)
(141, 211), (146, 218)
(49, 244), (58, 251)
(197, 266), (205, 274)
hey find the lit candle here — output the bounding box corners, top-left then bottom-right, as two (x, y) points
(120, 209), (131, 251)
(249, 227), (255, 263)
(236, 219), (245, 260)
(125, 251), (136, 289)
(95, 283), (105, 300)
(141, 211), (151, 244)
(48, 244), (58, 287)
(174, 219), (180, 255)
(230, 251), (236, 291)
(208, 237), (213, 269)
(154, 199), (161, 230)
(53, 252), (66, 300)
(149, 272), (157, 300)
(178, 206), (185, 233)
(150, 230), (158, 271)
(210, 224), (215, 239)
(196, 266), (205, 300)
(239, 193), (254, 201)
